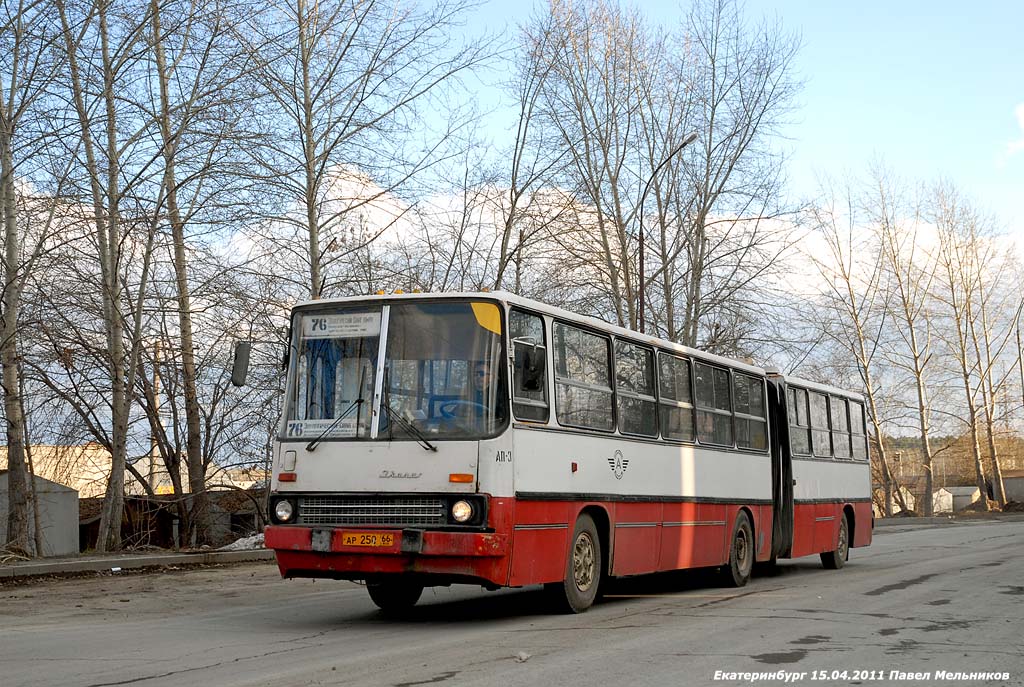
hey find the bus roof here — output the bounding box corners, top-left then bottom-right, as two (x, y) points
(777, 374), (866, 403)
(295, 292), (867, 396)
(292, 290), (768, 376)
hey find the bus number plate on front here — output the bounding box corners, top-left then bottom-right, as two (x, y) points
(341, 531), (395, 548)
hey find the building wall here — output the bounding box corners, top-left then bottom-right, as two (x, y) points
(951, 490), (980, 511)
(1004, 477), (1024, 503)
(0, 475), (79, 557)
(932, 490), (953, 513)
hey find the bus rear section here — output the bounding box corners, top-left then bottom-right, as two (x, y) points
(768, 374), (874, 568)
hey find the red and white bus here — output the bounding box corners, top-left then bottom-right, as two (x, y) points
(260, 292), (872, 613)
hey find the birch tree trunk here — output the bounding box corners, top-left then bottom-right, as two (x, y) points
(934, 188), (989, 510)
(1, 123), (30, 554)
(150, 0), (210, 543)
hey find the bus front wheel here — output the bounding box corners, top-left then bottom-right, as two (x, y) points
(367, 581), (424, 612)
(546, 513), (602, 613)
(722, 511), (754, 587)
(820, 513), (849, 570)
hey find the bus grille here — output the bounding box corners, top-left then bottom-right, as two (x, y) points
(297, 496), (448, 527)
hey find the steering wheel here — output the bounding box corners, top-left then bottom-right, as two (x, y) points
(439, 399), (489, 419)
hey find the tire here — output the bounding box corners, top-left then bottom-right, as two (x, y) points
(820, 512), (849, 570)
(367, 581), (424, 612)
(545, 513), (602, 613)
(721, 511), (754, 587)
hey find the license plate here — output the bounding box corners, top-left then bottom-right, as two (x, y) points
(341, 531), (395, 548)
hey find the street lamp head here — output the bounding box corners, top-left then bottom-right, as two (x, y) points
(637, 131), (700, 334)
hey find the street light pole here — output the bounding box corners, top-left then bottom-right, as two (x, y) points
(638, 131), (698, 334)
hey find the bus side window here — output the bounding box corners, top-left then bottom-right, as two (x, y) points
(734, 373), (767, 451)
(694, 362), (733, 446)
(552, 322), (614, 431)
(850, 400), (868, 460)
(658, 352), (695, 442)
(614, 340), (657, 437)
(831, 396), (851, 459)
(509, 310), (549, 422)
(788, 387), (811, 455)
(809, 391), (831, 457)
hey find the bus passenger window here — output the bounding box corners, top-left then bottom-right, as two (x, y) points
(510, 310), (549, 422)
(788, 387), (811, 455)
(850, 400), (868, 460)
(734, 373), (767, 451)
(694, 362), (733, 446)
(552, 322), (613, 431)
(658, 353), (695, 442)
(809, 392), (831, 457)
(831, 397), (851, 459)
(614, 340), (657, 437)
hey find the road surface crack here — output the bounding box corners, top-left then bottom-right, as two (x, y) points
(394, 670), (460, 687)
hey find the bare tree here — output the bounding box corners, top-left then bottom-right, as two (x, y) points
(962, 231), (1020, 508)
(525, 0), (799, 349)
(493, 7), (568, 291)
(672, 0), (800, 349)
(533, 0), (649, 328)
(932, 184), (991, 509)
(241, 0), (487, 300)
(146, 0), (259, 544)
(807, 182), (906, 514)
(871, 169), (939, 514)
(54, 0), (170, 549)
(1, 0), (68, 555)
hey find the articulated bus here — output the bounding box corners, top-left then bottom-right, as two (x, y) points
(260, 292), (872, 613)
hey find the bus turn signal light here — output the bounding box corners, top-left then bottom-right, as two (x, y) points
(449, 473), (473, 483)
(279, 472), (297, 482)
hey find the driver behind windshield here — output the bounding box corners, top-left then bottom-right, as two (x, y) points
(473, 361), (508, 427)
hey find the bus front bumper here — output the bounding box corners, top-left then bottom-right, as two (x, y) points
(264, 525), (511, 586)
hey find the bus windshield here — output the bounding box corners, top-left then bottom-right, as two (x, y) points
(284, 300), (508, 442)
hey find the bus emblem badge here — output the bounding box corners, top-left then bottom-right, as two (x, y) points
(607, 450), (629, 480)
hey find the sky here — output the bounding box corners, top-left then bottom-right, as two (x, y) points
(459, 0), (1024, 241)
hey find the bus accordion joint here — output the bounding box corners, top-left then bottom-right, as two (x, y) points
(449, 473), (474, 483)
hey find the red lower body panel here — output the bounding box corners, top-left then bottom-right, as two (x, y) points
(265, 497), (872, 588)
(266, 525), (511, 586)
(788, 500), (873, 559)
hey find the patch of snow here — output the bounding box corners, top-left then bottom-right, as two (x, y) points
(218, 533), (265, 551)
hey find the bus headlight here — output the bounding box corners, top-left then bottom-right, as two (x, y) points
(451, 500), (473, 523)
(274, 499), (295, 523)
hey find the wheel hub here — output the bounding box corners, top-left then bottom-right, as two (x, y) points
(573, 533), (596, 591)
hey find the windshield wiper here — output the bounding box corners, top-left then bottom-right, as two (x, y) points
(384, 400), (438, 452)
(306, 367), (366, 452)
(383, 367), (437, 452)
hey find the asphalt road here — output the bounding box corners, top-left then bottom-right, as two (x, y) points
(2, 519), (1022, 687)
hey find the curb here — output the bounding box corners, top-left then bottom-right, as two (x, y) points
(0, 549), (276, 579)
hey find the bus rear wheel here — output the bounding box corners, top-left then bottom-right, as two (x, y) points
(722, 511), (754, 587)
(546, 513), (602, 613)
(367, 581), (424, 612)
(820, 513), (849, 570)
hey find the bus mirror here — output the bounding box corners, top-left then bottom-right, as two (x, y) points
(515, 345), (545, 392)
(231, 341), (252, 387)
(281, 325), (291, 371)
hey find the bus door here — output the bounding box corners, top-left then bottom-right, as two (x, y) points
(767, 375), (793, 558)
